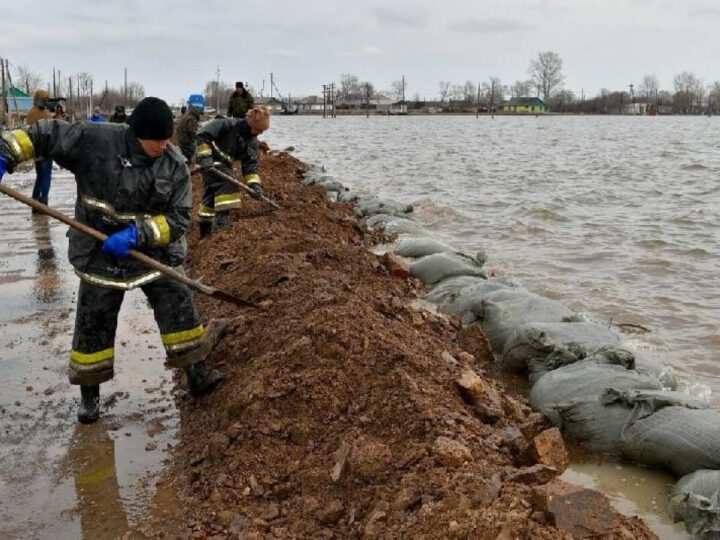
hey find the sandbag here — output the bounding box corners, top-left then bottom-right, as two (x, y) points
(669, 470), (720, 538)
(557, 389), (710, 456)
(384, 219), (426, 235)
(581, 347), (678, 391)
(409, 252), (486, 285)
(529, 360), (663, 426)
(337, 190), (361, 204)
(424, 276), (491, 304)
(316, 179), (345, 193)
(354, 197), (413, 218)
(439, 281), (511, 325)
(394, 237), (456, 258)
(303, 173), (333, 186)
(555, 398), (634, 455)
(501, 321), (620, 375)
(365, 213), (402, 228)
(621, 406), (720, 477)
(477, 290), (576, 353)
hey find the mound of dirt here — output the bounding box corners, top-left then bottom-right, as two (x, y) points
(160, 147), (656, 539)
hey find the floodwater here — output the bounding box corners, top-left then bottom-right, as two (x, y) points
(267, 115), (720, 404)
(0, 168), (180, 539)
(265, 115), (720, 539)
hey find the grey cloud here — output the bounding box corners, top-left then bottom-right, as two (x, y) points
(448, 17), (535, 33)
(268, 48), (302, 58)
(371, 6), (426, 28)
(689, 6), (720, 18)
(336, 46), (382, 58)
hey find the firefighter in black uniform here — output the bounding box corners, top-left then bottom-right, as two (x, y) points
(195, 105), (270, 237)
(0, 97), (223, 424)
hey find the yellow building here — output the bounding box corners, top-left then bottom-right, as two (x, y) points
(502, 97), (547, 113)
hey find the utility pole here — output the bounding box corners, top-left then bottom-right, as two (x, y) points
(52, 67), (56, 97)
(322, 84), (327, 118)
(366, 83), (370, 118)
(402, 75), (406, 113)
(331, 82), (336, 118)
(491, 79), (496, 119)
(476, 81), (481, 118)
(216, 65), (220, 113)
(270, 73), (274, 102)
(124, 67), (128, 106)
(68, 76), (73, 119)
(90, 79), (94, 111)
(1, 57), (7, 127)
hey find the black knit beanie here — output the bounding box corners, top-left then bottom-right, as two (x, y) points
(128, 97), (174, 139)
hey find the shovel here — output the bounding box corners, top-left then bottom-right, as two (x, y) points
(0, 183), (259, 309)
(191, 165), (282, 211)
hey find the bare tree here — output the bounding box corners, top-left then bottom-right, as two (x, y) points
(480, 77), (504, 108)
(639, 74), (659, 101)
(509, 79), (534, 98)
(338, 73), (362, 100)
(14, 64), (43, 95)
(550, 89), (575, 112)
(462, 80), (477, 103)
(450, 84), (464, 101)
(438, 81), (451, 103)
(390, 79), (406, 102)
(708, 81), (720, 114)
(204, 80), (233, 111)
(528, 51), (564, 104)
(673, 71), (705, 114)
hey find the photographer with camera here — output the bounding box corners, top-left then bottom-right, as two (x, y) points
(26, 89), (55, 209)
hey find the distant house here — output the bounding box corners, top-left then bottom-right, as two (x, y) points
(296, 95), (324, 112)
(255, 96), (284, 113)
(3, 87), (33, 113)
(502, 97), (547, 113)
(336, 95), (394, 113)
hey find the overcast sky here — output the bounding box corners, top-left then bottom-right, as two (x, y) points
(2, 0), (720, 104)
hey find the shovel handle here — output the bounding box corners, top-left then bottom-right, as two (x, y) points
(0, 183), (260, 308)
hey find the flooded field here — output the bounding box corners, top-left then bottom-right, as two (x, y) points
(266, 115), (720, 406)
(0, 168), (180, 539)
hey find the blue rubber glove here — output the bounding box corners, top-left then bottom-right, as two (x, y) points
(102, 222), (139, 258)
(0, 155), (8, 182)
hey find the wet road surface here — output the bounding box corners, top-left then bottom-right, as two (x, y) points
(0, 166), (181, 539)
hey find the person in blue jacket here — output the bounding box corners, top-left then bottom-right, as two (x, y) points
(88, 106), (105, 122)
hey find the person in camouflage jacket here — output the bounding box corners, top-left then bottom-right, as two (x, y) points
(175, 104), (202, 163)
(226, 81), (255, 118)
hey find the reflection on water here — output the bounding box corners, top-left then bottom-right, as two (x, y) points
(0, 170), (179, 539)
(31, 213), (61, 305)
(266, 116), (720, 405)
(66, 425), (130, 539)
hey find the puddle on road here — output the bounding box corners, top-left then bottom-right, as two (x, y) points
(0, 170), (182, 539)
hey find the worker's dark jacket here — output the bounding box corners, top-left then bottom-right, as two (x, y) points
(196, 117), (259, 177)
(26, 119), (191, 289)
(226, 90), (254, 118)
(108, 113), (128, 124)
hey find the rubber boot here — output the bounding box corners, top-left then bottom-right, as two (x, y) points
(77, 385), (100, 424)
(184, 362), (224, 397)
(199, 221), (213, 238)
(215, 211), (230, 230)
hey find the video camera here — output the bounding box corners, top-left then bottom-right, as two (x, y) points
(44, 97), (67, 113)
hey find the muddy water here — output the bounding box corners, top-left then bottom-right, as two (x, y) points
(0, 168), (179, 539)
(267, 115), (720, 405)
(266, 116), (719, 538)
